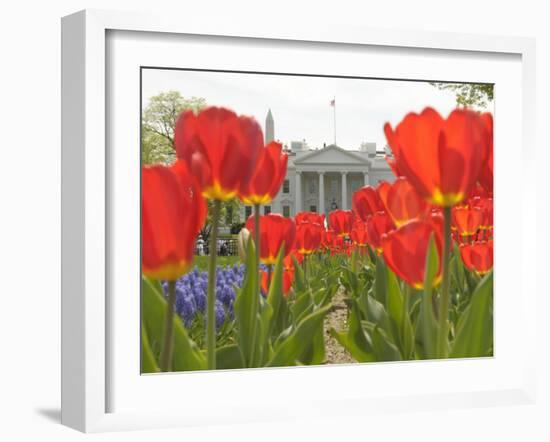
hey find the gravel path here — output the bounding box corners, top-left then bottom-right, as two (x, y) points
(324, 288), (356, 365)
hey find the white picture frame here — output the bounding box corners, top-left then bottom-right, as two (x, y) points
(61, 9), (537, 433)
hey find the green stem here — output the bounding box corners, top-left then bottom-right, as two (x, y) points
(437, 206), (452, 359)
(160, 280), (176, 372)
(402, 284), (410, 359)
(206, 199), (221, 370)
(303, 255), (308, 288)
(248, 204), (261, 366)
(254, 204), (261, 299)
(267, 264), (272, 293)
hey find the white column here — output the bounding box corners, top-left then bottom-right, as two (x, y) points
(363, 171), (368, 186)
(295, 171), (302, 214)
(341, 171), (348, 210)
(319, 172), (325, 216)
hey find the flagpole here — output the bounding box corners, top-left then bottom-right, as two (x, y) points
(333, 96), (336, 146)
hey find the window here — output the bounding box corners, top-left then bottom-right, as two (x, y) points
(283, 205), (290, 217)
(309, 205), (317, 213)
(245, 206), (252, 219)
(283, 179), (290, 194)
(264, 205), (271, 215)
(330, 178), (338, 194)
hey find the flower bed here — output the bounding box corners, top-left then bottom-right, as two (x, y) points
(141, 105), (493, 373)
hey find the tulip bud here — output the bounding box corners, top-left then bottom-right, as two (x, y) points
(237, 227), (252, 262)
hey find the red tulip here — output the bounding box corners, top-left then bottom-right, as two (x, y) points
(468, 183), (490, 201)
(245, 214), (296, 265)
(261, 268), (294, 296)
(174, 107), (263, 201)
(451, 230), (460, 244)
(478, 113), (493, 194)
(295, 222), (323, 255)
(385, 155), (404, 177)
(381, 218), (443, 289)
(321, 229), (336, 251)
(329, 235), (346, 255)
(343, 243), (354, 256)
(142, 161), (206, 281)
(460, 240), (493, 275)
(240, 142), (288, 204)
(295, 211), (325, 226)
(283, 270), (294, 294)
(470, 197), (493, 229)
(352, 186), (385, 222)
(377, 181), (391, 212)
(350, 221), (369, 247)
(321, 228), (345, 254)
(283, 250), (304, 269)
(384, 107), (490, 207)
(329, 209), (354, 236)
(429, 211), (445, 235)
(366, 212), (395, 253)
(430, 206), (443, 217)
(384, 177), (428, 227)
(452, 206), (483, 237)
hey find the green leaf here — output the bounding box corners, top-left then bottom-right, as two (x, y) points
(266, 247), (285, 340)
(331, 299), (375, 362)
(366, 245), (377, 266)
(451, 244), (466, 298)
(374, 256), (387, 305)
(386, 269), (403, 327)
(291, 290), (314, 323)
(415, 235), (440, 360)
(141, 322), (160, 373)
(313, 286), (333, 308)
(234, 238), (259, 367)
(292, 255), (306, 293)
(370, 324), (402, 361)
(341, 267), (358, 297)
(255, 299), (272, 367)
(351, 248), (359, 275)
(299, 325), (326, 365)
(355, 291), (369, 318)
(267, 305), (331, 367)
(450, 271), (493, 358)
(386, 269), (414, 359)
(361, 293), (392, 335)
(215, 344), (245, 369)
(141, 277), (206, 371)
(271, 296), (290, 341)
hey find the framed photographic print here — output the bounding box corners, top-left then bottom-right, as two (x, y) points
(61, 9), (537, 433)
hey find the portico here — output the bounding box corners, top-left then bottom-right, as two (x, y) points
(295, 169), (368, 214)
(241, 143), (394, 222)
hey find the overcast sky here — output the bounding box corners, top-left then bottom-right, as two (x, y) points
(142, 69), (493, 151)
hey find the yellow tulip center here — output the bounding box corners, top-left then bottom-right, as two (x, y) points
(143, 260), (191, 281)
(203, 181), (237, 201)
(430, 188), (465, 207)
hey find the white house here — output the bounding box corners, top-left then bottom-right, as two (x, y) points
(241, 109), (395, 220)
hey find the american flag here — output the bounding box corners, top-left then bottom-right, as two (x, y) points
(330, 98), (335, 107)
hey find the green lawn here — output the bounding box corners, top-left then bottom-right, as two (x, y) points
(193, 255), (241, 271)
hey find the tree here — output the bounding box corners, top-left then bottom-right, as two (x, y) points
(141, 90), (244, 238)
(199, 198), (243, 243)
(141, 91), (206, 165)
(141, 124), (175, 165)
(430, 82), (494, 109)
